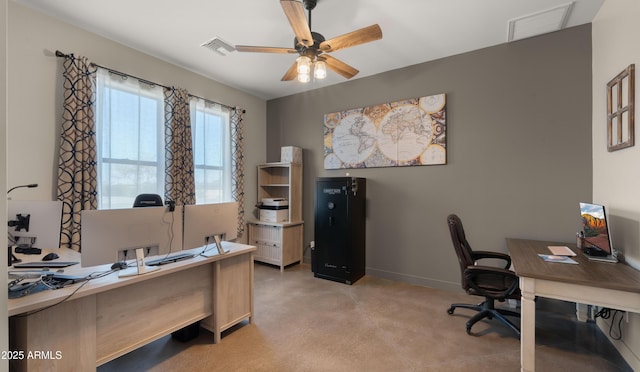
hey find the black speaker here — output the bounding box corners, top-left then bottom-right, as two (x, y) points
(171, 321), (200, 342)
(313, 177), (366, 284)
(585, 245), (608, 257)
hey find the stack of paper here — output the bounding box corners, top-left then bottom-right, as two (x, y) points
(547, 245), (576, 256)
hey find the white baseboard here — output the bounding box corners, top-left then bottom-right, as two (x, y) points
(365, 267), (461, 293)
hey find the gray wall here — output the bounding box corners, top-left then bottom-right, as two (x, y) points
(266, 24), (593, 291)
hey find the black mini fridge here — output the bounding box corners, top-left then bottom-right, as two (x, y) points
(313, 177), (366, 284)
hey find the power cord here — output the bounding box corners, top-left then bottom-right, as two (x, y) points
(199, 234), (228, 257)
(594, 307), (624, 340)
(147, 204), (177, 263)
(10, 268), (120, 317)
(199, 235), (220, 257)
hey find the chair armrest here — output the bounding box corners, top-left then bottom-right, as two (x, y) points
(464, 265), (519, 299)
(472, 251), (511, 269)
(466, 265), (516, 278)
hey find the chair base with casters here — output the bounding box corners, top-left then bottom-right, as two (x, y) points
(447, 299), (521, 338)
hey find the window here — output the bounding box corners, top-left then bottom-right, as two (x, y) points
(95, 69), (165, 209)
(190, 98), (232, 204)
(94, 71), (233, 208)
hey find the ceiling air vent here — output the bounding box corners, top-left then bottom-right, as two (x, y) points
(507, 1), (574, 42)
(201, 37), (236, 56)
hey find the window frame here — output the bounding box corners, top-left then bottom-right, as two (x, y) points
(95, 69), (166, 209)
(190, 99), (233, 205)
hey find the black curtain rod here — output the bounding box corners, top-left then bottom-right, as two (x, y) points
(55, 50), (243, 113)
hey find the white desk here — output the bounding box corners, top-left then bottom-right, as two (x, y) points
(8, 242), (255, 371)
(506, 238), (640, 371)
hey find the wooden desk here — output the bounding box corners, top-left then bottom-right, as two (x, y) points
(8, 242), (255, 371)
(506, 238), (640, 372)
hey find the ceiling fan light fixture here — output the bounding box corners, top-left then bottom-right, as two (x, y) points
(314, 60), (327, 79)
(297, 71), (311, 83)
(237, 0), (382, 83)
(296, 56), (312, 74)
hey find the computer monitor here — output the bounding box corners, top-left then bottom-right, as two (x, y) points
(7, 200), (63, 249)
(80, 205), (183, 268)
(183, 202), (238, 254)
(579, 202), (613, 255)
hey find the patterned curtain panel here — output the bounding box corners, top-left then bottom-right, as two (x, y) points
(164, 87), (196, 205)
(57, 54), (98, 251)
(231, 108), (246, 236)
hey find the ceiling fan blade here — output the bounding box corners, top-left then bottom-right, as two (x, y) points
(281, 61), (298, 81)
(236, 45), (298, 54)
(319, 24), (383, 53)
(320, 55), (359, 79)
(280, 0), (313, 47)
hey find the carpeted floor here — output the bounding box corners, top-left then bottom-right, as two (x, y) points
(99, 262), (632, 371)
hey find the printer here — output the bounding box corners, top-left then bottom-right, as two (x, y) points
(258, 198), (289, 222)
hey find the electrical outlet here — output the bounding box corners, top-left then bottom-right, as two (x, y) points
(310, 241), (315, 249)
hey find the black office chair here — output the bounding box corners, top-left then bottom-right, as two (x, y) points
(446, 214), (521, 338)
(133, 194), (163, 208)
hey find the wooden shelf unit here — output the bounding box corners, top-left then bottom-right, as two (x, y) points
(257, 162), (302, 222)
(249, 162), (303, 271)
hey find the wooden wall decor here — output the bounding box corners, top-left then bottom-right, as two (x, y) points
(607, 64), (635, 152)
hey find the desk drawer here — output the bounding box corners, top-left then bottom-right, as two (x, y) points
(254, 242), (281, 265)
(248, 223), (282, 245)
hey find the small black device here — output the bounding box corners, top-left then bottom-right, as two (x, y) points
(7, 213), (31, 232)
(14, 246), (42, 255)
(111, 261), (128, 270)
(51, 273), (88, 284)
(42, 252), (60, 261)
(585, 246), (608, 257)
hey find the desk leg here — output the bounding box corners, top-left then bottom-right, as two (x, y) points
(213, 261), (221, 344)
(211, 253), (254, 343)
(575, 303), (591, 322)
(520, 277), (536, 372)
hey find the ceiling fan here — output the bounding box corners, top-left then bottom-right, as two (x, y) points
(236, 0), (383, 82)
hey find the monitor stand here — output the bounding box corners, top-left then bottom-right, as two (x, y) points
(201, 235), (228, 257)
(119, 247), (160, 278)
(8, 245), (22, 266)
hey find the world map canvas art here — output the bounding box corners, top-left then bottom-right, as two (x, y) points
(323, 94), (446, 169)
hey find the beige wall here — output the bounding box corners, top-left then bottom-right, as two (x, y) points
(5, 2), (267, 366)
(6, 2), (267, 241)
(2, 0), (8, 368)
(592, 0), (640, 368)
(267, 25), (593, 291)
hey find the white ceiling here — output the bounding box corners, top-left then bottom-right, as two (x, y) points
(15, 0), (604, 100)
